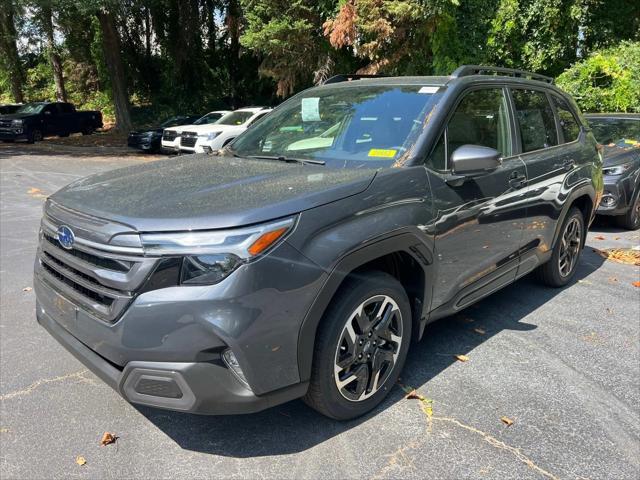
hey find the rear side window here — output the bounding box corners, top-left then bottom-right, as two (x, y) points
(511, 89), (558, 152)
(552, 95), (581, 143)
(59, 103), (74, 114)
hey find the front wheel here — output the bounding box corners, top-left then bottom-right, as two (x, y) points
(303, 271), (412, 420)
(536, 206), (584, 287)
(615, 189), (640, 230)
(27, 129), (43, 144)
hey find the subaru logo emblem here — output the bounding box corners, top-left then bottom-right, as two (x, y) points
(56, 225), (75, 250)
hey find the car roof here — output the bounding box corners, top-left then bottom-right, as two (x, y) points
(235, 107), (271, 113)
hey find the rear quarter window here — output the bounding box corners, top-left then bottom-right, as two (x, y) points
(552, 95), (581, 143)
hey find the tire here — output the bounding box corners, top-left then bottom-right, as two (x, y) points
(58, 131), (70, 137)
(222, 137), (235, 147)
(303, 271), (412, 420)
(614, 188), (640, 230)
(536, 206), (585, 287)
(27, 129), (43, 144)
(81, 125), (95, 136)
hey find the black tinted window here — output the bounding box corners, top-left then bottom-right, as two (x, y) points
(59, 103), (74, 114)
(511, 89), (558, 152)
(427, 133), (446, 171)
(446, 88), (512, 162)
(553, 96), (580, 142)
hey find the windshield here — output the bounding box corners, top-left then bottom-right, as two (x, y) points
(231, 84), (437, 168)
(161, 116), (192, 128)
(194, 112), (224, 125)
(217, 111), (255, 126)
(16, 103), (45, 114)
(589, 118), (640, 147)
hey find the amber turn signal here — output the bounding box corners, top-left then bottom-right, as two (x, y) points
(248, 227), (289, 256)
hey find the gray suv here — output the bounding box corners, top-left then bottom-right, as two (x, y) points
(34, 66), (602, 420)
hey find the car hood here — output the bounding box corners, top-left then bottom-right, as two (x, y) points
(602, 144), (640, 167)
(174, 123), (239, 134)
(130, 127), (163, 135)
(50, 155), (377, 232)
(0, 112), (37, 121)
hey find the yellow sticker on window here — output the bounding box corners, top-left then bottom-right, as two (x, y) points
(368, 149), (397, 158)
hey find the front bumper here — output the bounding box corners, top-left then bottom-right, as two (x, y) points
(597, 175), (636, 216)
(0, 129), (26, 140)
(37, 305), (307, 414)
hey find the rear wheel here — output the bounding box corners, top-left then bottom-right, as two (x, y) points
(537, 207), (584, 287)
(81, 124), (95, 135)
(303, 271), (412, 420)
(615, 189), (640, 230)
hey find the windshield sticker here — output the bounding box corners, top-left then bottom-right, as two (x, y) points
(301, 97), (321, 122)
(368, 148), (397, 158)
(419, 86), (439, 94)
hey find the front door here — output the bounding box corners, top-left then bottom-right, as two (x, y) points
(426, 86), (529, 313)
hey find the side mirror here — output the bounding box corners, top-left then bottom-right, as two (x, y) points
(43, 110), (52, 116)
(451, 145), (501, 176)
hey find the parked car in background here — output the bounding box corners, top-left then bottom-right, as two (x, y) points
(0, 104), (22, 115)
(177, 107), (272, 154)
(161, 110), (231, 153)
(0, 102), (102, 143)
(128, 115), (201, 153)
(586, 113), (640, 229)
(34, 67), (601, 420)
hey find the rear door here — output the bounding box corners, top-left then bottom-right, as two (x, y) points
(427, 86), (529, 312)
(508, 87), (580, 275)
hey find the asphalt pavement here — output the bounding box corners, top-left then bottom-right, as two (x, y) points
(1, 143), (639, 479)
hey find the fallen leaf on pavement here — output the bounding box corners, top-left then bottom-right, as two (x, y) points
(594, 235), (605, 240)
(454, 354), (469, 362)
(614, 237), (621, 240)
(608, 277), (618, 283)
(473, 328), (486, 335)
(578, 279), (592, 285)
(75, 456), (86, 466)
(594, 248), (640, 266)
(22, 287), (32, 292)
(500, 416), (514, 426)
(405, 389), (422, 400)
(633, 281), (640, 288)
(100, 432), (117, 446)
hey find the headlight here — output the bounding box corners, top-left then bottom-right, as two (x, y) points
(140, 217), (296, 284)
(205, 131), (220, 141)
(11, 119), (23, 126)
(603, 162), (633, 176)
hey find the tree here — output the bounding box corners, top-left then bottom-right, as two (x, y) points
(0, 0), (25, 103)
(96, 6), (132, 131)
(38, 2), (67, 101)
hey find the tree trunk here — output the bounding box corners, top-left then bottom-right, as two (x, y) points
(41, 5), (67, 102)
(0, 2), (24, 103)
(226, 0), (241, 108)
(96, 9), (132, 132)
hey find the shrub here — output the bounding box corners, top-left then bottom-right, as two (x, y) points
(557, 41), (640, 113)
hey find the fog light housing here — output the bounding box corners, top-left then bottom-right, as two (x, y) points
(222, 349), (250, 389)
(601, 193), (617, 208)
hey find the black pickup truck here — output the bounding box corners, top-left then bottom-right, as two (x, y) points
(0, 102), (103, 143)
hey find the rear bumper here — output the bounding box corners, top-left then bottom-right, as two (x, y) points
(36, 304), (308, 414)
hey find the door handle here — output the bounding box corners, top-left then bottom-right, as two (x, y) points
(508, 171), (527, 189)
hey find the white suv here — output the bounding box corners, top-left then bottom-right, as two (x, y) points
(161, 110), (231, 152)
(180, 107), (272, 154)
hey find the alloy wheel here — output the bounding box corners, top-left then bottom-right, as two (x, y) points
(333, 295), (403, 402)
(558, 217), (582, 277)
(632, 194), (640, 227)
(33, 130), (43, 142)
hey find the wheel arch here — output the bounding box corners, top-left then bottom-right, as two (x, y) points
(297, 233), (434, 383)
(551, 185), (596, 250)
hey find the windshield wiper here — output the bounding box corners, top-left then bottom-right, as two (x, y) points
(248, 155), (326, 166)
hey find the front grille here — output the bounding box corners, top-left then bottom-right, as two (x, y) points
(163, 130), (178, 141)
(38, 216), (158, 323)
(43, 233), (131, 272)
(180, 132), (197, 148)
(0, 119), (12, 129)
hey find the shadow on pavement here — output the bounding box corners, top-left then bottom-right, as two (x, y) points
(138, 248), (605, 457)
(0, 140), (166, 158)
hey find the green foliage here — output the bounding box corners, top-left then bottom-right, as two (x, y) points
(556, 41), (640, 113)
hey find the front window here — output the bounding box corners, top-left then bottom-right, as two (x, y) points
(511, 89), (558, 152)
(589, 118), (640, 148)
(217, 111), (255, 126)
(16, 103), (45, 114)
(231, 85), (438, 168)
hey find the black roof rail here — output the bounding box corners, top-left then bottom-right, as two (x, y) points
(323, 74), (388, 85)
(451, 65), (554, 84)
